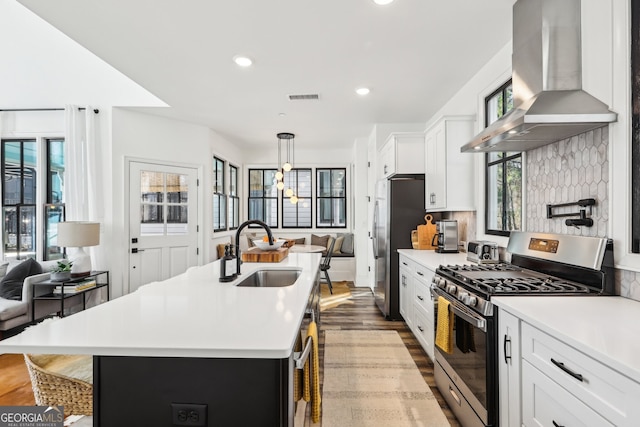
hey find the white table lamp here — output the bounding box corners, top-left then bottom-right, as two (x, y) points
(57, 221), (100, 277)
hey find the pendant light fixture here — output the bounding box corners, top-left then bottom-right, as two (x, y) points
(276, 132), (301, 204)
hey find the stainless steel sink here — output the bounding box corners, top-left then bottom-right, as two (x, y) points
(235, 269), (302, 287)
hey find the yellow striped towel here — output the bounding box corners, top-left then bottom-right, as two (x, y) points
(303, 321), (321, 423)
(435, 296), (454, 354)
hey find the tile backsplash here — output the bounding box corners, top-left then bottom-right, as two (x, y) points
(526, 127), (640, 301)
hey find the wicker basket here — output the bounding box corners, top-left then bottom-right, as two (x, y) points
(23, 354), (93, 416)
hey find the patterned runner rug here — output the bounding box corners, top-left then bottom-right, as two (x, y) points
(321, 330), (450, 427)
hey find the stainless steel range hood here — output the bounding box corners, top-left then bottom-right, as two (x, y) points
(461, 0), (617, 153)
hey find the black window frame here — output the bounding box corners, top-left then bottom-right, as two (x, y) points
(484, 79), (522, 236)
(213, 156), (226, 232)
(2, 139), (38, 260)
(631, 0), (640, 252)
(282, 168), (312, 228)
(315, 168), (347, 229)
(248, 168), (279, 228)
(228, 163), (240, 230)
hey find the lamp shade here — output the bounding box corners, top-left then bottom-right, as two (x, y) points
(57, 222), (100, 248)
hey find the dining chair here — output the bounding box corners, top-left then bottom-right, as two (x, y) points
(319, 238), (336, 294)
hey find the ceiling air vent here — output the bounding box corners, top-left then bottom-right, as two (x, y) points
(288, 94), (320, 100)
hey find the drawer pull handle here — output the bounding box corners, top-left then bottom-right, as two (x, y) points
(503, 335), (511, 364)
(417, 295), (424, 301)
(417, 271), (424, 276)
(552, 421), (564, 427)
(417, 325), (424, 332)
(402, 262), (408, 266)
(551, 358), (584, 382)
(448, 385), (461, 406)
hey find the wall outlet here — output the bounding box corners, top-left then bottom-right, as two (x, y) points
(171, 403), (207, 426)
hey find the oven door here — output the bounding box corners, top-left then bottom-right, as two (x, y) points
(432, 287), (497, 427)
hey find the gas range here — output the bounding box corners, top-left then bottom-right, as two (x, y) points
(431, 231), (614, 427)
(431, 232), (613, 317)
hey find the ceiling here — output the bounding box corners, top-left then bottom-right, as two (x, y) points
(17, 0), (514, 149)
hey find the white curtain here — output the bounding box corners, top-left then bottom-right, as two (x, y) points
(64, 106), (106, 271)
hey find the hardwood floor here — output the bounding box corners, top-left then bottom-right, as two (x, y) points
(318, 283), (461, 426)
(0, 353), (34, 406)
(1, 282), (460, 426)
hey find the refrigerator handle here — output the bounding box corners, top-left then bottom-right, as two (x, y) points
(372, 200), (379, 259)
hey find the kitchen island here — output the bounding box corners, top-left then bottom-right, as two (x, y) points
(0, 253), (322, 426)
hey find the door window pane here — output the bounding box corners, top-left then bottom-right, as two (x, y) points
(140, 171), (188, 236)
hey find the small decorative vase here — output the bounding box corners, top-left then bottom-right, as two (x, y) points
(51, 271), (71, 282)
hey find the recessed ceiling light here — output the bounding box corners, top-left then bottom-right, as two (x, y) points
(279, 113), (286, 117)
(356, 87), (371, 96)
(373, 0), (395, 5)
(233, 55), (253, 67)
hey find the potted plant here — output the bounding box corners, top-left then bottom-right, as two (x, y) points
(50, 260), (73, 282)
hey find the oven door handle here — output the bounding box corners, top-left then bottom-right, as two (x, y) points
(432, 287), (487, 332)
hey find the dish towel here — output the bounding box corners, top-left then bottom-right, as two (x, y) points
(455, 315), (477, 353)
(435, 296), (454, 354)
(303, 321), (321, 423)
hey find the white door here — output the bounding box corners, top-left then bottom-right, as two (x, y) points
(129, 161), (199, 293)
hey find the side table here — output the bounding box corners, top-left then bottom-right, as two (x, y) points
(32, 271), (110, 322)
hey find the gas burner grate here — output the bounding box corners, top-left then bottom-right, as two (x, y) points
(474, 277), (591, 294)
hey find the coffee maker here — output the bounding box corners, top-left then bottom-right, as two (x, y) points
(431, 220), (459, 253)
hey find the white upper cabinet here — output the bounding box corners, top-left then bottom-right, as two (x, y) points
(378, 132), (425, 179)
(424, 116), (475, 211)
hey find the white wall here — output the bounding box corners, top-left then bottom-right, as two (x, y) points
(110, 108), (245, 297)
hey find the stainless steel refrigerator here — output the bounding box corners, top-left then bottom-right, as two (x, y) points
(372, 174), (425, 320)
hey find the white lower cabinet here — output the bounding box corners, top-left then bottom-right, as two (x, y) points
(398, 254), (436, 362)
(399, 258), (414, 329)
(499, 308), (640, 427)
(521, 360), (614, 427)
(498, 309), (521, 427)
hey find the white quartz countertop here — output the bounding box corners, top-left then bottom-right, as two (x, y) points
(0, 253), (321, 359)
(397, 249), (470, 271)
(493, 296), (640, 383)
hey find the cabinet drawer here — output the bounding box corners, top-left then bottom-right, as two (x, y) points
(522, 360), (614, 427)
(413, 279), (433, 317)
(413, 305), (434, 361)
(413, 263), (433, 283)
(522, 323), (640, 425)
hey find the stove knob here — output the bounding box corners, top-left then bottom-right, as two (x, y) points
(457, 291), (468, 302)
(467, 296), (478, 307)
(446, 284), (457, 295)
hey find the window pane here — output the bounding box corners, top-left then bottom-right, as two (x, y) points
(3, 207), (17, 257)
(167, 206), (189, 235)
(487, 163), (503, 230)
(505, 157), (522, 231)
(505, 84), (514, 111)
(45, 204), (65, 261)
(141, 171), (164, 203)
(23, 142), (37, 204)
(141, 204), (164, 236)
(48, 139), (65, 204)
(248, 169), (278, 227)
(318, 170), (331, 197)
(20, 206), (36, 257)
(249, 170), (263, 197)
(167, 173), (188, 203)
(317, 199), (332, 227)
(213, 157), (224, 193)
(264, 198), (277, 227)
(486, 93), (502, 125)
(4, 142), (22, 205)
(229, 165), (238, 196)
(331, 169), (345, 197)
